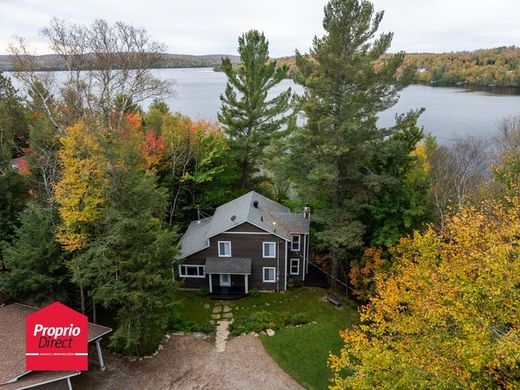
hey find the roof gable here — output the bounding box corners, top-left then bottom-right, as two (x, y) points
(178, 191), (309, 258)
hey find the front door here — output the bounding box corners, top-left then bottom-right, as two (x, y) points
(219, 274), (231, 287)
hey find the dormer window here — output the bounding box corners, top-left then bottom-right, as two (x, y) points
(291, 235), (300, 251)
(218, 241), (231, 257)
(263, 242), (276, 258)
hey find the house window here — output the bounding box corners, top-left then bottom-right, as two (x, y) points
(290, 258), (300, 275)
(291, 235), (300, 251)
(218, 241), (231, 257)
(263, 267), (276, 283)
(179, 265), (205, 278)
(263, 242), (276, 258)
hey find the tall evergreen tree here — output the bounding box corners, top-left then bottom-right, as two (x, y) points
(71, 132), (178, 356)
(1, 203), (70, 301)
(0, 74), (30, 268)
(218, 30), (292, 189)
(289, 0), (415, 288)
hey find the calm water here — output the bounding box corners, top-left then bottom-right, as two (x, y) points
(8, 67), (520, 144)
(154, 68), (520, 143)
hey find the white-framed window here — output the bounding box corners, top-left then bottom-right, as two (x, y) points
(290, 258), (300, 275)
(218, 241), (231, 257)
(263, 267), (276, 283)
(263, 242), (276, 258)
(291, 235), (300, 251)
(179, 265), (205, 278)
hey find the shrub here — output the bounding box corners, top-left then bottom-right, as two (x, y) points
(230, 310), (310, 335)
(287, 312), (309, 326)
(168, 314), (215, 334)
(198, 286), (210, 297)
(250, 288), (260, 298)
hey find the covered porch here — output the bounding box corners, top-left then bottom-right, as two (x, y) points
(205, 257), (252, 299)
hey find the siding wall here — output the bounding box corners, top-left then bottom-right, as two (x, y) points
(177, 222), (309, 292)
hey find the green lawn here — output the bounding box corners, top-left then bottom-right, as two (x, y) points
(175, 288), (359, 389)
(175, 290), (214, 325)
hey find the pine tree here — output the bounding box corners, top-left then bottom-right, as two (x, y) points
(1, 203), (70, 301)
(71, 131), (178, 356)
(289, 0), (414, 288)
(218, 30), (292, 189)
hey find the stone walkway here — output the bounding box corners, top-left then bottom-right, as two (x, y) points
(212, 302), (233, 352)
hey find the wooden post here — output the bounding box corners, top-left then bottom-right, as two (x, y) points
(245, 274), (249, 294)
(95, 338), (105, 371)
(208, 274), (212, 293)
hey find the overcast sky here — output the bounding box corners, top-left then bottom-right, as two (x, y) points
(0, 0), (519, 56)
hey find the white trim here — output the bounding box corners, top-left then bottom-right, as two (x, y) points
(177, 243), (210, 259)
(207, 220), (290, 242)
(221, 231), (278, 235)
(284, 240), (288, 291)
(263, 267), (276, 283)
(206, 272), (251, 275)
(15, 372), (81, 390)
(218, 241), (232, 257)
(179, 264), (205, 278)
(290, 258), (300, 275)
(243, 220), (291, 241)
(291, 235), (301, 251)
(263, 242), (276, 258)
(305, 234), (311, 273)
(219, 273), (231, 287)
(303, 234), (306, 281)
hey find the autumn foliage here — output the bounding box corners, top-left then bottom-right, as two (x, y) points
(54, 123), (106, 251)
(348, 248), (386, 301)
(330, 198), (520, 389)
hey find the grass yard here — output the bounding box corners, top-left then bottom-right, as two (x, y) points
(175, 287), (359, 389)
(175, 290), (214, 325)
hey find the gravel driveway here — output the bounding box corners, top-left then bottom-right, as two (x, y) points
(73, 334), (303, 390)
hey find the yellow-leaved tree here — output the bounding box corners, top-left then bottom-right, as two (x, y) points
(330, 197), (520, 389)
(54, 122), (106, 251)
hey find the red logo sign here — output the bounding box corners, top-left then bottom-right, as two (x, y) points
(26, 302), (88, 371)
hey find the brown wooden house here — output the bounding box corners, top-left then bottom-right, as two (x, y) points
(175, 191), (310, 296)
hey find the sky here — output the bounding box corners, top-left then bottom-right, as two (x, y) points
(0, 0), (519, 56)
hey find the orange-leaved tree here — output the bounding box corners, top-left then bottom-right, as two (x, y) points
(330, 197), (520, 389)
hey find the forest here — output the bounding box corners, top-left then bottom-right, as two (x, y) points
(277, 46), (520, 88)
(0, 0), (518, 388)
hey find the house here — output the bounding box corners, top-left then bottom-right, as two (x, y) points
(176, 191), (310, 295)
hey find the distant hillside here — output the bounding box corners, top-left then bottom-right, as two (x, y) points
(238, 47), (520, 88)
(404, 47), (520, 88)
(0, 53), (240, 72)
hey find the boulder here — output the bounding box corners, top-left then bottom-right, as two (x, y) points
(266, 329), (275, 336)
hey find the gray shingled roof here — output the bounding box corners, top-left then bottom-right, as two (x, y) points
(177, 191), (309, 258)
(178, 217), (212, 258)
(205, 257), (252, 274)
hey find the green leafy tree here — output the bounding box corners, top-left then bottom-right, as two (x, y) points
(363, 111), (431, 246)
(1, 204), (70, 301)
(0, 73), (30, 268)
(218, 30), (292, 189)
(289, 0), (413, 287)
(0, 171), (29, 270)
(0, 73), (28, 162)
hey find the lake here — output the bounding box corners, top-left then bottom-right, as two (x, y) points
(153, 68), (520, 143)
(8, 67), (520, 144)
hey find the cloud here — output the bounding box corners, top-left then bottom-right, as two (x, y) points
(0, 0), (518, 56)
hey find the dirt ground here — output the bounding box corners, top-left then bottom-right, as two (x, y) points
(73, 334), (303, 390)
